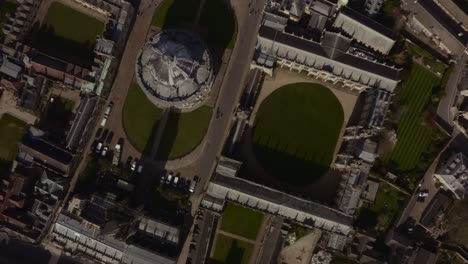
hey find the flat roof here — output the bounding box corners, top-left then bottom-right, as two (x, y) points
(211, 174), (354, 227)
(339, 6), (396, 40)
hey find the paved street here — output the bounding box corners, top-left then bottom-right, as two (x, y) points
(174, 0), (267, 192)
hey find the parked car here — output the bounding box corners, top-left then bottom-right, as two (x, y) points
(104, 102), (113, 116)
(418, 190), (429, 197)
(189, 180), (197, 193)
(106, 131), (114, 144)
(160, 175), (165, 185)
(172, 176), (179, 187)
(95, 127), (103, 138)
(178, 178), (186, 189)
(101, 129), (109, 141)
(101, 146), (108, 157)
(100, 115), (108, 127)
(137, 164), (144, 173)
(96, 142), (103, 153)
(130, 160), (137, 171)
(166, 173), (173, 185)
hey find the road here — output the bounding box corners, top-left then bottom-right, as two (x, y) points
(437, 53), (467, 130)
(177, 0), (267, 193)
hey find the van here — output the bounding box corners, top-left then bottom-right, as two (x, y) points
(100, 115), (108, 127)
(172, 176), (179, 187)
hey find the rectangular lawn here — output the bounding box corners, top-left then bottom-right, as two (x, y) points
(32, 2), (104, 67)
(43, 2), (104, 44)
(212, 234), (253, 264)
(220, 202), (264, 240)
(385, 63), (441, 170)
(0, 114), (28, 160)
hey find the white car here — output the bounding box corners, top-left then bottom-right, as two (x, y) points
(166, 173), (173, 185)
(130, 160), (137, 171)
(172, 176), (179, 187)
(96, 142), (103, 153)
(100, 115), (108, 127)
(418, 191), (429, 197)
(104, 103), (113, 116)
(189, 180), (196, 193)
(101, 146), (108, 157)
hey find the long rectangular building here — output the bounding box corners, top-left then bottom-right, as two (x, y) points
(205, 173), (354, 235)
(256, 26), (400, 92)
(332, 6), (396, 54)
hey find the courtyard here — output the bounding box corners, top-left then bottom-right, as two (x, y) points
(30, 1), (105, 67)
(252, 82), (344, 185)
(212, 234), (254, 264)
(123, 84), (213, 159)
(220, 202), (264, 240)
(0, 114), (28, 160)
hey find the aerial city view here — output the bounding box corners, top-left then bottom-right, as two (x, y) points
(0, 0), (467, 263)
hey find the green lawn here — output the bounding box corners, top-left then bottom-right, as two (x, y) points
(356, 182), (405, 231)
(384, 64), (441, 171)
(212, 234), (253, 264)
(406, 42), (446, 74)
(156, 106), (212, 160)
(43, 2), (104, 45)
(30, 2), (104, 67)
(152, 0), (236, 49)
(199, 0), (237, 48)
(152, 0), (200, 28)
(253, 83), (344, 185)
(0, 114), (28, 160)
(123, 84), (163, 152)
(220, 202), (264, 240)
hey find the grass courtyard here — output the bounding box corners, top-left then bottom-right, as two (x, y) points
(383, 64), (441, 171)
(252, 83), (344, 185)
(152, 0), (236, 49)
(123, 84), (163, 152)
(356, 182), (405, 231)
(30, 2), (104, 67)
(123, 84), (212, 158)
(0, 114), (28, 160)
(220, 202), (264, 240)
(155, 106), (212, 160)
(212, 234), (253, 264)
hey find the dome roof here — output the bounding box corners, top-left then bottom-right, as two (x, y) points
(136, 29), (214, 109)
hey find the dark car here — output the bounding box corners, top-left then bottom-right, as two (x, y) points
(101, 129), (109, 141)
(95, 127), (103, 138)
(118, 138), (125, 145)
(178, 178), (186, 189)
(106, 131), (114, 144)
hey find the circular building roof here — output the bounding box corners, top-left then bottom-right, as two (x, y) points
(136, 29), (214, 109)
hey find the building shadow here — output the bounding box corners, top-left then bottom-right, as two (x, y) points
(158, 0), (236, 76)
(153, 109), (180, 161)
(27, 23), (95, 68)
(210, 239), (247, 264)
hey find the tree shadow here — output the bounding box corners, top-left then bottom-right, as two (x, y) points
(158, 0), (236, 75)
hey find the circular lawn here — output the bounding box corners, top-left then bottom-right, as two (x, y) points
(252, 83), (344, 185)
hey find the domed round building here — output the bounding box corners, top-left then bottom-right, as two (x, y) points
(136, 29), (214, 109)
